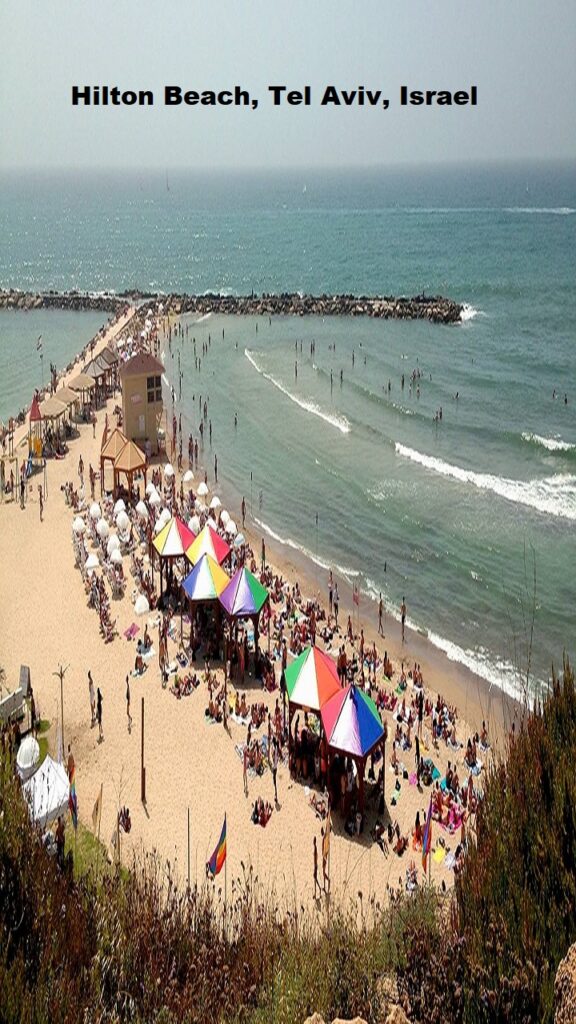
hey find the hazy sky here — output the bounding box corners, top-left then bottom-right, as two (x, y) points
(1, 0), (575, 169)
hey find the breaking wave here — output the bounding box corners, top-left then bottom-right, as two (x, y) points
(245, 349), (351, 434)
(521, 432), (576, 453)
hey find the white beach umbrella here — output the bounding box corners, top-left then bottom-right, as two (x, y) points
(116, 510), (130, 532)
(72, 516), (86, 535)
(195, 500), (207, 514)
(183, 469), (194, 486)
(225, 520), (237, 536)
(16, 735), (40, 781)
(96, 518), (110, 539)
(197, 481), (209, 497)
(234, 532), (246, 548)
(135, 500), (148, 519)
(85, 552), (99, 571)
(134, 594), (150, 616)
(107, 534), (120, 556)
(188, 514), (201, 534)
(164, 463), (175, 478)
(149, 490), (161, 508)
(145, 481), (156, 496)
(89, 502), (101, 521)
(219, 509), (230, 526)
(209, 495), (221, 510)
(110, 548), (123, 565)
(207, 516), (218, 530)
(114, 498), (126, 515)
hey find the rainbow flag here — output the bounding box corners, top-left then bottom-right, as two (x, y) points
(422, 797), (432, 873)
(207, 815), (226, 877)
(68, 765), (78, 831)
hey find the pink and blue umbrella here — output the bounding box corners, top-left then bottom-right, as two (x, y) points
(321, 684), (384, 759)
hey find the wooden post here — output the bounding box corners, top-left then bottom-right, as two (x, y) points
(141, 696), (146, 803)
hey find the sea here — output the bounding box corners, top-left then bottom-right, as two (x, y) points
(0, 161), (575, 699)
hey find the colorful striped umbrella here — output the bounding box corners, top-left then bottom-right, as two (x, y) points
(321, 685), (384, 759)
(219, 567), (269, 618)
(186, 524), (230, 566)
(153, 516), (196, 558)
(182, 554), (229, 602)
(285, 646), (341, 712)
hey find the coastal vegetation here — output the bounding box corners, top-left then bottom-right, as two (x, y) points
(1, 659), (575, 1023)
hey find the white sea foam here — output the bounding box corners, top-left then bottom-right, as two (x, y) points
(460, 304), (486, 322)
(245, 349), (351, 434)
(504, 207), (575, 215)
(254, 516), (359, 580)
(394, 442), (576, 521)
(194, 312), (212, 323)
(162, 374), (170, 387)
(521, 432), (576, 453)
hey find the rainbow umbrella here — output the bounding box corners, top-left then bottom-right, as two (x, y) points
(219, 567), (269, 618)
(321, 685), (384, 759)
(153, 516), (196, 558)
(182, 554), (229, 602)
(285, 646), (341, 712)
(186, 524), (230, 566)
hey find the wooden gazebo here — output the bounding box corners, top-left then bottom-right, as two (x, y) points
(113, 439), (147, 501)
(100, 427), (128, 495)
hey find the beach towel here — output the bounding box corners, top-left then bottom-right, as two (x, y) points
(409, 772), (418, 786)
(445, 852), (456, 870)
(230, 712), (250, 726)
(424, 758), (440, 781)
(433, 846), (446, 865)
(124, 623), (139, 640)
(141, 646), (156, 661)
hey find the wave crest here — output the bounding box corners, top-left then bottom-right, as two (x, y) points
(245, 349), (351, 434)
(521, 432), (576, 453)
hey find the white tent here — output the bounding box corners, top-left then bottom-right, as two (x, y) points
(23, 755), (69, 829)
(16, 735), (40, 781)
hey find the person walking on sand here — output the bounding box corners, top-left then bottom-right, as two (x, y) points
(401, 596), (407, 644)
(88, 671), (95, 727)
(96, 687), (103, 742)
(126, 675), (132, 732)
(241, 496), (246, 527)
(214, 453), (218, 482)
(271, 736), (279, 803)
(328, 570), (333, 615)
(333, 582), (339, 628)
(38, 484), (43, 522)
(261, 537), (266, 571)
(78, 455), (84, 486)
(313, 835), (321, 898)
(378, 593), (384, 636)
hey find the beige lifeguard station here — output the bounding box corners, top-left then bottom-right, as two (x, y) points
(119, 352), (164, 455)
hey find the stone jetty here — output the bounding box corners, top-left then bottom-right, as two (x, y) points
(0, 289), (464, 324)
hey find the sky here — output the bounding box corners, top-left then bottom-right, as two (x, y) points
(1, 0), (575, 170)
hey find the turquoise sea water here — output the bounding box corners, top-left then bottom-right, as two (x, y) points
(0, 162), (574, 696)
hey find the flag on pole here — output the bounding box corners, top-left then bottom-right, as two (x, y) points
(36, 335), (43, 351)
(68, 764), (78, 831)
(207, 815), (227, 876)
(92, 785), (103, 833)
(422, 797), (433, 872)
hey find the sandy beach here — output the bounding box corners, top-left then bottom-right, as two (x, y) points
(0, 308), (519, 913)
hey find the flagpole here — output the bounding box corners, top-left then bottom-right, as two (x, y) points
(96, 783), (103, 879)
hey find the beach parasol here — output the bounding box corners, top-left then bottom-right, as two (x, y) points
(116, 510), (130, 532)
(85, 553), (99, 572)
(209, 495), (222, 510)
(219, 567), (269, 618)
(16, 735), (40, 782)
(145, 481), (156, 496)
(197, 481), (209, 498)
(320, 685), (384, 759)
(183, 469), (194, 486)
(186, 524), (230, 566)
(153, 516), (196, 559)
(107, 534), (120, 556)
(135, 594), (150, 616)
(285, 646), (341, 713)
(136, 500), (148, 519)
(89, 502), (102, 521)
(188, 514), (201, 534)
(164, 463), (175, 478)
(72, 516), (86, 535)
(114, 498), (126, 515)
(220, 509), (230, 526)
(225, 520), (237, 537)
(149, 490), (161, 508)
(206, 516), (218, 531)
(234, 532), (246, 548)
(110, 548), (123, 565)
(96, 518), (110, 539)
(182, 553), (229, 602)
